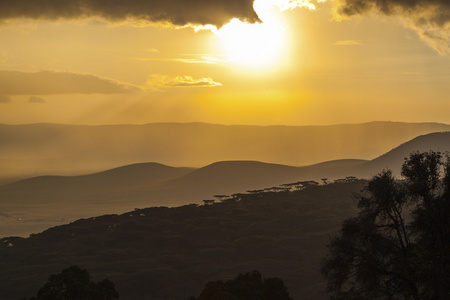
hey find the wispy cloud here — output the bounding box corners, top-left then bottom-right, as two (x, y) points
(0, 70), (141, 96)
(146, 75), (222, 88)
(28, 96), (46, 103)
(333, 40), (362, 46)
(136, 55), (231, 64)
(273, 0), (326, 11)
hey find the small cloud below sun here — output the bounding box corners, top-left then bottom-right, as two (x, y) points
(146, 75), (222, 88)
(136, 55), (231, 64)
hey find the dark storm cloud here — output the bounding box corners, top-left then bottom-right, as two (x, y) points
(335, 0), (450, 53)
(0, 0), (260, 27)
(0, 70), (140, 96)
(337, 0), (449, 24)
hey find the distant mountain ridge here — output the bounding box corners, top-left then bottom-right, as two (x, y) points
(1, 131), (449, 237)
(1, 121), (449, 183)
(365, 132), (450, 175)
(11, 162), (194, 190)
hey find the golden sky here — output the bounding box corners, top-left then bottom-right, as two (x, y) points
(0, 0), (449, 125)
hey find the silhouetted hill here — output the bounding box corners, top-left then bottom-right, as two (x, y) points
(363, 131), (450, 176)
(165, 161), (313, 196)
(0, 180), (366, 300)
(1, 131), (449, 237)
(0, 159), (364, 237)
(0, 163), (194, 237)
(1, 121), (449, 182)
(10, 162), (194, 192)
(1, 162), (193, 207)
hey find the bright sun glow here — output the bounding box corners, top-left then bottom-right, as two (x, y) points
(216, 19), (285, 68)
(213, 0), (320, 69)
(215, 0), (289, 69)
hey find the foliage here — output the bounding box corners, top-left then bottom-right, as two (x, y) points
(23, 265), (119, 300)
(321, 151), (450, 299)
(192, 270), (292, 300)
(0, 179), (364, 300)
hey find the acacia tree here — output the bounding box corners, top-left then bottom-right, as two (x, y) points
(321, 151), (450, 300)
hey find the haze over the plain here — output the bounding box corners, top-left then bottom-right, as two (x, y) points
(1, 129), (449, 238)
(1, 121), (449, 182)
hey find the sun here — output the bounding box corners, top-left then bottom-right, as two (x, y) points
(215, 9), (286, 68)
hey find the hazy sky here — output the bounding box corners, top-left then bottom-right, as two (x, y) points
(0, 0), (449, 125)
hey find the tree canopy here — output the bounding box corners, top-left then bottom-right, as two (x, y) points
(321, 151), (450, 299)
(0, 178), (363, 300)
(191, 270), (293, 300)
(24, 265), (119, 300)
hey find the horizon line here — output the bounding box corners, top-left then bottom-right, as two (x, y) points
(0, 120), (449, 127)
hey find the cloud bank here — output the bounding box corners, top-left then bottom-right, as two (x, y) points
(0, 70), (140, 96)
(334, 0), (450, 53)
(0, 0), (259, 28)
(146, 75), (222, 88)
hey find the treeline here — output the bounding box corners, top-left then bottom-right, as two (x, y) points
(0, 178), (364, 300)
(203, 176), (359, 205)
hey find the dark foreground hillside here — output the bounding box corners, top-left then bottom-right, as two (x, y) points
(0, 180), (365, 300)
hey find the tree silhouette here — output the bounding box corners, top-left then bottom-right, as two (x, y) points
(25, 265), (119, 300)
(321, 151), (450, 299)
(192, 270), (293, 300)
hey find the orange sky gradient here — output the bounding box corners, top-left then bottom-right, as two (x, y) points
(0, 0), (449, 125)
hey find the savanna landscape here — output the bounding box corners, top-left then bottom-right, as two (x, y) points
(0, 0), (449, 299)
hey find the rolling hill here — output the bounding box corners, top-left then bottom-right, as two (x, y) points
(0, 163), (194, 237)
(363, 131), (450, 176)
(1, 121), (449, 183)
(1, 131), (449, 238)
(0, 159), (363, 237)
